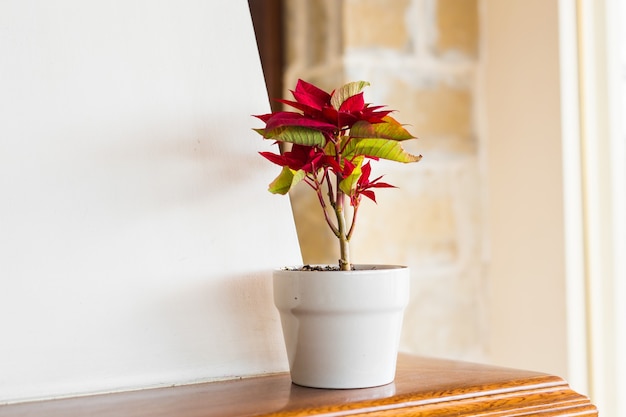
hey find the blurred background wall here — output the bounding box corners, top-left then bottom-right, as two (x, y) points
(252, 2), (626, 415)
(250, 0), (571, 382)
(282, 0), (488, 365)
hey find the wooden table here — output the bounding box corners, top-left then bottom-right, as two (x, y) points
(0, 354), (597, 416)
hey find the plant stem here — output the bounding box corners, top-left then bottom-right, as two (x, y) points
(335, 184), (351, 271)
(347, 202), (359, 240)
(332, 135), (352, 271)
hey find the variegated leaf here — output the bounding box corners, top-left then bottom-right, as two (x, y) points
(330, 81), (370, 110)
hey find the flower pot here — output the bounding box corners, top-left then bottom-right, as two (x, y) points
(273, 264), (409, 389)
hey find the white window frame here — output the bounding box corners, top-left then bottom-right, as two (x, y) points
(564, 0), (626, 415)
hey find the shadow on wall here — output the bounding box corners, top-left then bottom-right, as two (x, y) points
(152, 270), (287, 378)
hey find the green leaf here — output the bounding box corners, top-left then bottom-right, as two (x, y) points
(339, 156), (364, 195)
(268, 167), (305, 194)
(260, 126), (326, 147)
(323, 140), (337, 156)
(350, 116), (415, 141)
(353, 138), (422, 163)
(330, 81), (370, 110)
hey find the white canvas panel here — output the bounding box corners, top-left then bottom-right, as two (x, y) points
(0, 0), (301, 403)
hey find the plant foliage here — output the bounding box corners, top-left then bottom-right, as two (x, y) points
(254, 80), (421, 270)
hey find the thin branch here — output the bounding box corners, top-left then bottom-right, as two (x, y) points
(303, 176), (317, 189)
(325, 170), (336, 209)
(312, 173), (339, 237)
(347, 200), (360, 240)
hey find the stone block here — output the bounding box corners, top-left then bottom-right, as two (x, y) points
(435, 0), (479, 57)
(386, 78), (473, 142)
(343, 0), (411, 50)
(350, 168), (458, 266)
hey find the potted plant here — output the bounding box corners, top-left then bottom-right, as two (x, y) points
(253, 79), (421, 389)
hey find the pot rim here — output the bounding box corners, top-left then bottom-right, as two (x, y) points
(276, 264), (408, 272)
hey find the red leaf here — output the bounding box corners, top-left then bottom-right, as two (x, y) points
(342, 158), (356, 177)
(337, 112), (359, 128)
(360, 161), (372, 180)
(276, 99), (324, 119)
(253, 113), (273, 123)
(360, 190), (377, 203)
(322, 155), (343, 173)
(259, 151), (288, 166)
(360, 105), (393, 123)
(293, 79), (331, 109)
(352, 162), (397, 205)
(265, 112), (336, 132)
(321, 106), (339, 126)
(368, 181), (396, 189)
(339, 92), (365, 112)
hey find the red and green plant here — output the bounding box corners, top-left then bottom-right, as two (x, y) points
(253, 79), (421, 271)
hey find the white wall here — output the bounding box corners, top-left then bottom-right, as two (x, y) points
(482, 0), (569, 378)
(0, 0), (301, 403)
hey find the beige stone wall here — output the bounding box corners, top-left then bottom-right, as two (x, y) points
(283, 0), (486, 361)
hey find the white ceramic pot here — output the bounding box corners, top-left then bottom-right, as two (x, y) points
(273, 264), (409, 389)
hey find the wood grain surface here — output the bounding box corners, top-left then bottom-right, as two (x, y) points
(0, 354), (597, 416)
